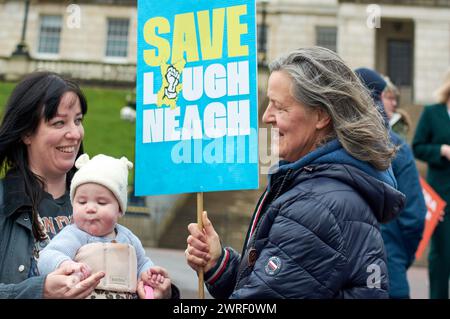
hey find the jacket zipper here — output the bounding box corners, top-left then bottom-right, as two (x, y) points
(234, 169), (293, 289)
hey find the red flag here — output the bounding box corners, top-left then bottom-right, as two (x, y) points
(415, 177), (447, 260)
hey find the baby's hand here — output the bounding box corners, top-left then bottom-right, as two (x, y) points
(59, 260), (91, 281)
(141, 267), (164, 287)
(138, 266), (172, 299)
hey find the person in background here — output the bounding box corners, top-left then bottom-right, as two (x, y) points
(381, 76), (412, 141)
(185, 47), (405, 299)
(413, 69), (450, 299)
(355, 68), (426, 299)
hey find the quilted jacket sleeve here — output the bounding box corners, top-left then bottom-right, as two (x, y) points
(204, 247), (241, 299)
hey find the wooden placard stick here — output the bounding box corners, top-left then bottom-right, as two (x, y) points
(197, 192), (205, 299)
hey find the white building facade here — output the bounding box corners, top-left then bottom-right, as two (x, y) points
(0, 0), (449, 104)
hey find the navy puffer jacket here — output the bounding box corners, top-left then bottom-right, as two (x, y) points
(204, 140), (405, 298)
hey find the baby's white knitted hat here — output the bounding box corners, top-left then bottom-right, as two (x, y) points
(70, 154), (133, 214)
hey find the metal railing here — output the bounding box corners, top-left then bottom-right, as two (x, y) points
(0, 56), (136, 84)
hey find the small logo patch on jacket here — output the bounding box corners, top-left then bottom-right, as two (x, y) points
(265, 256), (282, 276)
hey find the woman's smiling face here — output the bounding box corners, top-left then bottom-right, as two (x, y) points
(262, 71), (325, 162)
(24, 91), (84, 179)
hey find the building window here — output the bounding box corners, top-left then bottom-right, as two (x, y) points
(316, 26), (337, 52)
(387, 40), (412, 86)
(38, 15), (62, 54)
(106, 18), (129, 58)
(257, 23), (268, 64)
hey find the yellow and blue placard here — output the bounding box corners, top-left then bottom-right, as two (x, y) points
(136, 0), (259, 195)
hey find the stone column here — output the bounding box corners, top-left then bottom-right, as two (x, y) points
(414, 19), (450, 105)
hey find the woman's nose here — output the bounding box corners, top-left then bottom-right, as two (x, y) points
(262, 104), (274, 124)
(65, 125), (82, 140)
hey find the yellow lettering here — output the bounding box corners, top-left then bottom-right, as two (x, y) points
(172, 12), (199, 63)
(143, 17), (171, 66)
(227, 5), (248, 57)
(197, 8), (225, 60)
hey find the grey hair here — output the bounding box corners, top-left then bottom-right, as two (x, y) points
(269, 46), (396, 170)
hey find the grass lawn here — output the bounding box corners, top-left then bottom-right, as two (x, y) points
(0, 82), (136, 182)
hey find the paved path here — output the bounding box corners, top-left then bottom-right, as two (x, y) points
(407, 266), (428, 299)
(146, 247), (430, 299)
(146, 247), (212, 299)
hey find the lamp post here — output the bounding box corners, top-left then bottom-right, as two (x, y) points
(257, 0), (269, 67)
(12, 0), (31, 57)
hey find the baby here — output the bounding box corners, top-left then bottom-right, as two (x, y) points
(38, 154), (170, 299)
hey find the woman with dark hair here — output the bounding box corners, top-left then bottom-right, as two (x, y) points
(0, 71), (105, 298)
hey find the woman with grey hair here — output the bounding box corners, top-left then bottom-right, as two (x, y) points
(185, 47), (405, 298)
